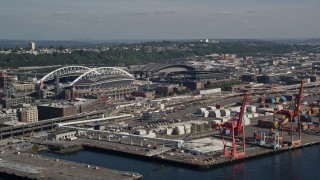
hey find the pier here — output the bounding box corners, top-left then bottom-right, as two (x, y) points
(0, 153), (142, 180)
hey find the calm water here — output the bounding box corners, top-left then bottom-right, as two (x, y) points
(41, 145), (320, 180)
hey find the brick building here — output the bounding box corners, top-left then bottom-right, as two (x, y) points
(37, 103), (76, 120)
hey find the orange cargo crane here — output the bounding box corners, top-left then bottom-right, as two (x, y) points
(291, 80), (305, 146)
(267, 81), (304, 146)
(217, 94), (247, 159)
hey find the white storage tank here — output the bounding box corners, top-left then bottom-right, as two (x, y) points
(166, 128), (173, 135)
(214, 110), (221, 118)
(178, 126), (185, 135)
(243, 117), (251, 125)
(252, 113), (259, 118)
(202, 110), (209, 117)
(184, 124), (192, 134)
(245, 113), (254, 118)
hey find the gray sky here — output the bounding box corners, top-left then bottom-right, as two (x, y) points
(1, 0), (320, 40)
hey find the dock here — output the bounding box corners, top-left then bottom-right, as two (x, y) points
(79, 130), (320, 170)
(0, 153), (142, 180)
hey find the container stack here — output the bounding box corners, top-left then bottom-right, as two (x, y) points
(209, 110), (221, 118)
(279, 115), (289, 124)
(265, 98), (276, 104)
(284, 95), (294, 101)
(311, 108), (319, 115)
(300, 122), (308, 130)
(220, 109), (230, 117)
(246, 105), (257, 113)
(308, 122), (315, 130)
(258, 119), (278, 128)
(279, 96), (287, 103)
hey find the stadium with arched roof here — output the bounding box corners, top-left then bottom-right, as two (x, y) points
(36, 66), (136, 100)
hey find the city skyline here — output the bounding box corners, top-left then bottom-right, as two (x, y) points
(1, 0), (320, 40)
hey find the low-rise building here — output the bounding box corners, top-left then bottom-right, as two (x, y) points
(0, 114), (11, 124)
(13, 83), (35, 92)
(37, 103), (76, 120)
(0, 96), (32, 109)
(48, 130), (77, 141)
(2, 109), (19, 121)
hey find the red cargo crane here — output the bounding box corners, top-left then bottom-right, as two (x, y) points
(267, 81), (304, 146)
(291, 80), (305, 146)
(217, 94), (247, 159)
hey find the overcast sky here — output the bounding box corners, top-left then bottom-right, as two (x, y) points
(1, 0), (320, 40)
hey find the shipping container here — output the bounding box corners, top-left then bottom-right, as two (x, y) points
(223, 129), (231, 136)
(284, 95), (294, 101)
(311, 108), (319, 115)
(279, 96), (287, 102)
(265, 98), (276, 104)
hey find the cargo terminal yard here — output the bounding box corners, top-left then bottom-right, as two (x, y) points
(0, 61), (320, 179)
(0, 81), (318, 180)
(1, 31), (320, 180)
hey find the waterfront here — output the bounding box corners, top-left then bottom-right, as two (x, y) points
(41, 145), (320, 180)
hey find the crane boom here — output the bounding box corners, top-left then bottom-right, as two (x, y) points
(236, 95), (248, 130)
(294, 80), (305, 118)
(217, 94), (248, 159)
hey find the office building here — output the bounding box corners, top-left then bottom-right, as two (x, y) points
(18, 106), (38, 123)
(28, 42), (36, 51)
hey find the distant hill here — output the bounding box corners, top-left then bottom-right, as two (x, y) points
(0, 40), (120, 48)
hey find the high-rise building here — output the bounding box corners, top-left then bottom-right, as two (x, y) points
(28, 42), (36, 51)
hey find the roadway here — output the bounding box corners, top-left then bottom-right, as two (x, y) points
(0, 110), (106, 139)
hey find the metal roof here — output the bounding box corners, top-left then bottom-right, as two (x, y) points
(136, 64), (195, 72)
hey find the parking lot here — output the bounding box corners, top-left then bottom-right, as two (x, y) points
(0, 138), (34, 156)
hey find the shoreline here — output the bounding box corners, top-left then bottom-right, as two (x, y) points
(39, 139), (320, 170)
